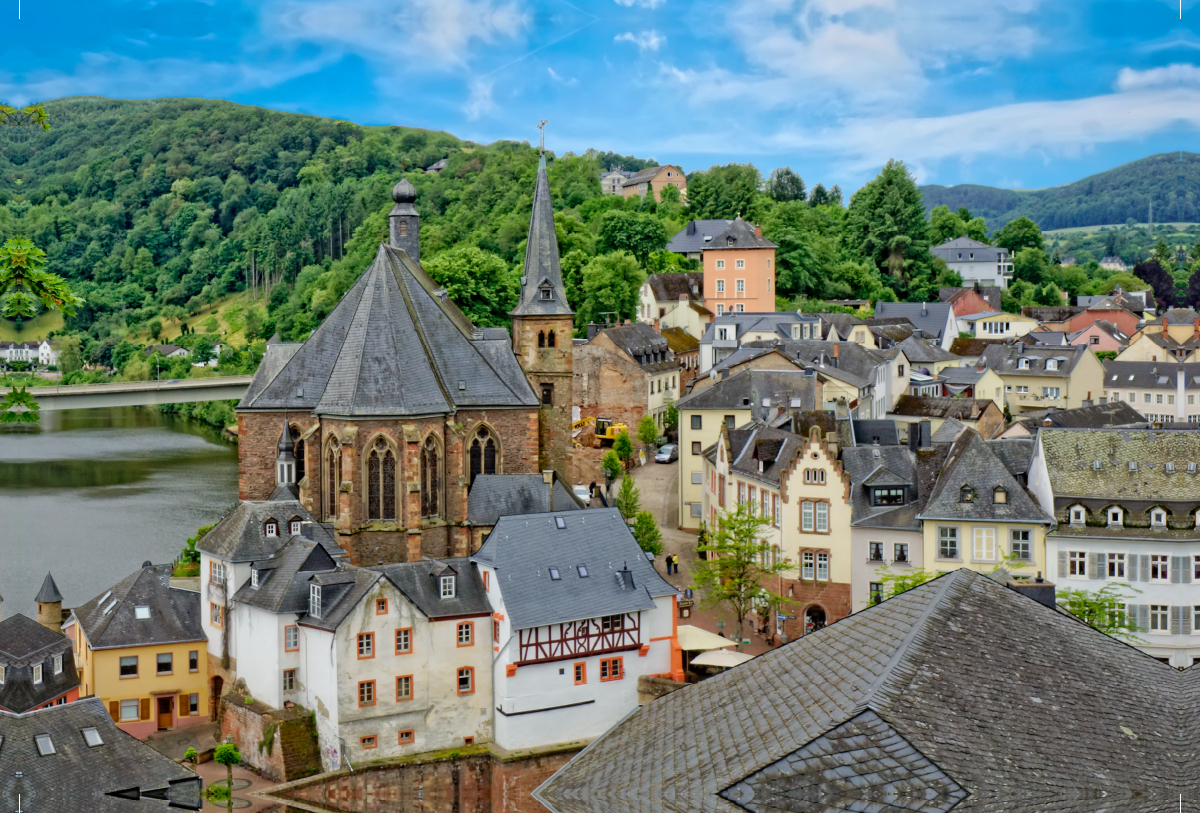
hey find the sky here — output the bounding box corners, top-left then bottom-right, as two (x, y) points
(7, 0), (1200, 192)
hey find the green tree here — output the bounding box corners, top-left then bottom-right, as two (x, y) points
(615, 476), (641, 520)
(613, 430), (634, 462)
(1186, 266), (1200, 308)
(636, 414), (659, 447)
(1152, 239), (1176, 268)
(576, 252), (644, 328)
(148, 319), (164, 341)
(0, 238), (82, 318)
(0, 387), (40, 424)
(192, 337), (217, 366)
(1033, 282), (1064, 306)
(214, 742), (242, 804)
(870, 564), (938, 604)
(423, 246), (518, 327)
(662, 398), (679, 432)
(766, 167), (806, 202)
(1056, 583), (1143, 642)
(631, 511), (663, 555)
(56, 335), (84, 374)
(596, 211), (668, 266)
(927, 205), (967, 245)
(601, 449), (623, 482)
(692, 503), (790, 649)
(0, 102), (50, 128)
(1013, 247), (1050, 286)
(965, 217), (989, 243)
(842, 160), (932, 286)
(994, 217), (1044, 253)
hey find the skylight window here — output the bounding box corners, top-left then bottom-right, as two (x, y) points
(81, 727), (103, 747)
(549, 567), (561, 580)
(577, 565), (589, 578)
(134, 606), (151, 620)
(555, 517), (566, 529)
(35, 734), (55, 756)
(103, 599), (119, 616)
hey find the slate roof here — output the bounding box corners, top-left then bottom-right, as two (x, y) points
(984, 438), (1034, 478)
(703, 217), (777, 251)
(197, 498), (342, 563)
(540, 568), (1194, 813)
(666, 220), (733, 254)
(472, 508), (676, 630)
(369, 558), (492, 619)
(1021, 305), (1083, 323)
(867, 322), (914, 344)
(239, 244), (537, 417)
(73, 564), (206, 650)
(890, 395), (996, 422)
(938, 365), (988, 386)
(978, 342), (1087, 378)
(467, 474), (584, 526)
(930, 236), (1011, 259)
(873, 302), (954, 339)
(35, 573), (62, 604)
(594, 323), (673, 368)
(851, 420), (900, 446)
(704, 423), (805, 488)
(1014, 400), (1145, 430)
(1132, 329), (1200, 354)
(1155, 307), (1200, 325)
(515, 155), (574, 317)
(0, 697), (203, 812)
(677, 369), (820, 418)
(232, 537), (338, 615)
(842, 443), (920, 528)
(621, 165), (677, 186)
(0, 614), (78, 714)
(644, 272), (703, 302)
(660, 326), (700, 354)
(1104, 360), (1200, 389)
(947, 337), (1014, 357)
(816, 312), (864, 340)
(930, 417), (968, 442)
(918, 430), (1053, 524)
(1068, 319), (1129, 345)
(700, 312), (815, 344)
(1039, 427), (1200, 501)
(1025, 330), (1068, 345)
(758, 339), (882, 385)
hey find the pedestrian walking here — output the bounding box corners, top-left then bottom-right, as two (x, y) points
(666, 554), (674, 575)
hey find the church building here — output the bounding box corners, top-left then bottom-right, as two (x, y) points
(236, 159), (574, 565)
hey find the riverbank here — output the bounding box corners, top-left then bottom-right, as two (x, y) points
(157, 399), (239, 439)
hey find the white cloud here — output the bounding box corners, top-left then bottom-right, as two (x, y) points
(613, 0), (665, 7)
(547, 67), (578, 86)
(1116, 63), (1200, 91)
(614, 30), (665, 51)
(464, 76), (497, 119)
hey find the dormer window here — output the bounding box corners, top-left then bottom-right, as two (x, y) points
(1107, 507), (1123, 526)
(251, 570), (260, 589)
(309, 584), (322, 618)
(993, 486), (1007, 504)
(1151, 508), (1167, 528)
(1070, 505), (1086, 525)
(540, 287), (553, 301)
(290, 519), (302, 535)
(1046, 359), (1059, 371)
(33, 664), (42, 685)
(871, 488), (904, 506)
(960, 485), (975, 503)
(1017, 358), (1030, 370)
(440, 575), (457, 599)
(264, 520), (278, 538)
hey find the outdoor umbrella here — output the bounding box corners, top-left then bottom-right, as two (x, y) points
(690, 649), (753, 668)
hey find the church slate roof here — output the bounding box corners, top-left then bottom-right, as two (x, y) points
(73, 565), (206, 651)
(535, 568), (1196, 813)
(197, 499), (343, 563)
(513, 155), (574, 317)
(0, 614), (78, 713)
(0, 697), (203, 812)
(466, 474), (584, 526)
(239, 244), (537, 417)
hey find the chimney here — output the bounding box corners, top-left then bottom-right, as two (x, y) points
(587, 322), (600, 341)
(921, 303), (928, 317)
(1007, 572), (1057, 610)
(1163, 315), (1169, 332)
(687, 220), (696, 236)
(754, 224), (763, 238)
(918, 418), (932, 450)
(1194, 317), (1198, 340)
(543, 470), (555, 512)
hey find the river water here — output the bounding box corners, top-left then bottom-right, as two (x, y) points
(0, 407), (239, 619)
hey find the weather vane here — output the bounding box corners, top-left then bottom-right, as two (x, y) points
(538, 119), (548, 155)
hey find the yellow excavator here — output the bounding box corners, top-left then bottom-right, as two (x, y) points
(572, 416), (628, 447)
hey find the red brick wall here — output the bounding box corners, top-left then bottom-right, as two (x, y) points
(220, 693), (321, 782)
(772, 579), (851, 642)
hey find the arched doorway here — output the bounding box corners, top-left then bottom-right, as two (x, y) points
(209, 675), (224, 722)
(804, 606), (827, 636)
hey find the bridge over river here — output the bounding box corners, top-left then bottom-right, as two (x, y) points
(1, 376), (253, 411)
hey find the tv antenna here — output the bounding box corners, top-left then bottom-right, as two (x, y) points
(537, 119), (548, 155)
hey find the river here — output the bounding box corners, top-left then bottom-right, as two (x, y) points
(0, 407), (239, 619)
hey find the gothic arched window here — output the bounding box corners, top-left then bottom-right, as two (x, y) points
(547, 331), (556, 348)
(421, 436), (442, 518)
(290, 425), (305, 484)
(325, 440), (341, 521)
(538, 331), (546, 348)
(366, 439), (397, 521)
(468, 428), (499, 488)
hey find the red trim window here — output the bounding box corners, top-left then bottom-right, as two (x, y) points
(600, 657), (623, 682)
(483, 571), (490, 592)
(375, 598), (388, 615)
(360, 735), (377, 749)
(398, 730), (415, 745)
(493, 619), (500, 643)
(396, 675), (413, 701)
(574, 662), (586, 685)
(395, 628), (412, 655)
(457, 622), (474, 647)
(358, 680), (376, 707)
(284, 625), (299, 652)
(357, 632), (375, 659)
(457, 667), (475, 695)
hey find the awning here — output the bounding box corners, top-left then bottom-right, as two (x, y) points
(677, 624), (734, 651)
(691, 649), (753, 668)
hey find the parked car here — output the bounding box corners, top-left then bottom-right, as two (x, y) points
(572, 484), (591, 507)
(654, 443), (679, 463)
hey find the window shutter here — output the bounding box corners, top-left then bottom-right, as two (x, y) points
(140, 698), (150, 721)
(1090, 553), (1104, 579)
(1057, 551), (1067, 579)
(1185, 608), (1194, 636)
(1139, 555), (1151, 582)
(108, 701), (119, 721)
(1187, 562), (1195, 584)
(1137, 604), (1150, 631)
(1172, 606), (1182, 635)
(1173, 558), (1184, 584)
(180, 693), (190, 716)
(1127, 555), (1139, 581)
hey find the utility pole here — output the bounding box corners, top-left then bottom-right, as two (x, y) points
(537, 119), (548, 155)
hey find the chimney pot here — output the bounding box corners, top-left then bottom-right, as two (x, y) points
(833, 343), (840, 359)
(754, 224), (763, 238)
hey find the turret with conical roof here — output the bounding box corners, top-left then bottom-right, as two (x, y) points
(276, 422), (296, 487)
(388, 176), (420, 261)
(36, 572), (63, 634)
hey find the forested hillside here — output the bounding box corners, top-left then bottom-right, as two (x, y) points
(921, 152), (1200, 230)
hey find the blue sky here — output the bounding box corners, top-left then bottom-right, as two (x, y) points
(8, 0), (1200, 192)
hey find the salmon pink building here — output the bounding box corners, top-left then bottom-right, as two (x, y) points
(701, 218), (778, 315)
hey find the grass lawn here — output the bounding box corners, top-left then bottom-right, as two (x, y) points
(1044, 222), (1198, 237)
(0, 311), (64, 342)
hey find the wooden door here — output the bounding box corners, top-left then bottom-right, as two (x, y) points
(157, 696), (172, 730)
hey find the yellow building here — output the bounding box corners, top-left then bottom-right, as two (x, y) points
(65, 564), (209, 738)
(978, 343), (1106, 414)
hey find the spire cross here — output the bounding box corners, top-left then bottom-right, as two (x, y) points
(537, 119), (548, 154)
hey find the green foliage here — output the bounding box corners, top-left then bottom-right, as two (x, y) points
(183, 747), (197, 762)
(259, 721), (278, 754)
(1094, 350), (1117, 362)
(576, 252), (644, 329)
(871, 564), (938, 603)
(601, 450), (622, 481)
(994, 217), (1045, 253)
(0, 386), (39, 423)
(0, 102), (50, 129)
(843, 160), (932, 295)
(928, 204), (968, 245)
(692, 503), (791, 647)
(613, 430), (634, 462)
(766, 167), (806, 202)
(0, 238), (82, 318)
(631, 511), (663, 555)
(596, 211), (667, 266)
(1056, 583), (1143, 642)
(423, 246), (517, 327)
(684, 164), (764, 220)
(214, 742), (242, 766)
(180, 523), (214, 566)
(663, 398), (679, 432)
(636, 414), (659, 447)
(615, 476), (641, 520)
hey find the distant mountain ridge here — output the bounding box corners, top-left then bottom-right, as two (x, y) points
(920, 152), (1200, 231)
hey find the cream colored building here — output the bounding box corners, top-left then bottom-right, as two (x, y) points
(638, 272), (712, 340)
(963, 311), (1038, 340)
(978, 344), (1107, 414)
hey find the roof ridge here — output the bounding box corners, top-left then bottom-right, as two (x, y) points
(384, 248), (455, 411)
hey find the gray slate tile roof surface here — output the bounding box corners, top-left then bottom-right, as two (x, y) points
(677, 369), (819, 417)
(467, 474), (584, 525)
(644, 272), (704, 301)
(197, 499), (342, 563)
(707, 423), (804, 488)
(514, 155), (574, 317)
(0, 697), (202, 812)
(1039, 427), (1200, 502)
(1014, 400), (1145, 430)
(0, 614), (78, 713)
(1021, 305), (1083, 323)
(918, 431), (1053, 524)
(73, 564), (206, 650)
(1104, 360), (1200, 389)
(851, 420), (900, 446)
(536, 568), (1198, 813)
(595, 323), (673, 366)
(666, 220), (733, 254)
(891, 395), (994, 421)
(232, 537), (338, 615)
(700, 312), (814, 344)
(984, 438), (1034, 478)
(34, 573), (62, 604)
(369, 558), (492, 619)
(703, 217), (776, 250)
(240, 244), (536, 416)
(895, 336), (957, 364)
(873, 302), (953, 339)
(978, 343), (1086, 378)
(472, 508), (676, 630)
(842, 443), (919, 527)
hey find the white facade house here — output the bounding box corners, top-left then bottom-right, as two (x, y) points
(930, 237), (1013, 289)
(472, 509), (680, 750)
(0, 341), (49, 365)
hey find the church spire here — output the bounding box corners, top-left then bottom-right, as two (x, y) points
(276, 422), (296, 487)
(512, 153), (573, 317)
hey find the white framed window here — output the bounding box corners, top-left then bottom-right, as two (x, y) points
(815, 503), (828, 532)
(285, 625), (299, 650)
(716, 279), (726, 294)
(53, 655), (62, 675)
(283, 670), (296, 692)
(1068, 550), (1087, 577)
(1150, 604), (1169, 633)
(1152, 508), (1167, 527)
(801, 502), (814, 532)
(938, 527), (959, 559)
(735, 304), (744, 312)
(1107, 507), (1123, 526)
(290, 520), (302, 535)
(1194, 606), (1200, 633)
(1145, 393), (1152, 403)
(1151, 554), (1170, 581)
(735, 279), (745, 293)
(1010, 530), (1030, 560)
(1107, 553), (1126, 579)
(309, 584), (322, 618)
(972, 528), (996, 562)
(735, 259), (745, 269)
(716, 261), (725, 270)
(1043, 387), (1060, 399)
(802, 551), (815, 579)
(816, 553), (829, 581)
(1070, 505), (1085, 525)
(32, 664), (42, 685)
(1045, 359), (1059, 371)
(1129, 391), (1135, 402)
(0, 665), (6, 684)
(119, 699), (140, 722)
(251, 570), (259, 589)
(1169, 395), (1176, 405)
(440, 575), (457, 598)
(716, 304), (725, 315)
(1016, 386), (1028, 394)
